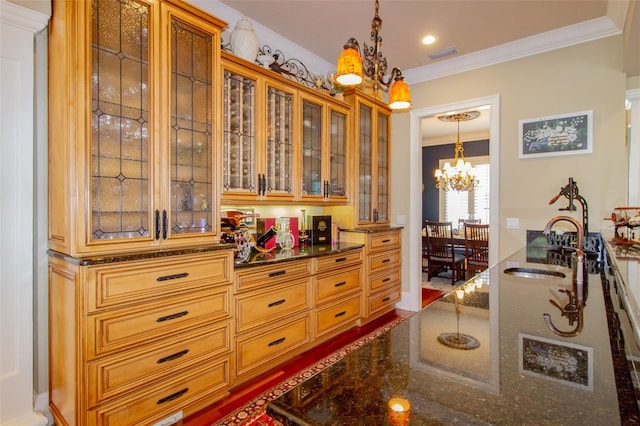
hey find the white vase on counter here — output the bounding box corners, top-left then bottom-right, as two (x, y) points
(230, 17), (259, 63)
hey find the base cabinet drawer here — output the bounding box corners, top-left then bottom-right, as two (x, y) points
(235, 260), (312, 291)
(236, 315), (311, 376)
(368, 250), (401, 274)
(315, 266), (361, 304)
(88, 323), (231, 406)
(235, 279), (311, 333)
(368, 231), (401, 252)
(87, 289), (230, 358)
(315, 296), (361, 337)
(87, 359), (230, 426)
(367, 286), (401, 318)
(369, 267), (401, 293)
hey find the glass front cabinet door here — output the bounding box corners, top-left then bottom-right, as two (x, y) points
(345, 90), (391, 226)
(221, 53), (296, 202)
(48, 0), (225, 257)
(299, 94), (349, 203)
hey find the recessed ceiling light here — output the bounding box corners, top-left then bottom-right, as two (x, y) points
(422, 35), (436, 45)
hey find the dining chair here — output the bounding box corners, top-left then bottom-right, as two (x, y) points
(464, 223), (490, 279)
(424, 221), (466, 285)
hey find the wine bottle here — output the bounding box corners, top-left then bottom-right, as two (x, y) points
(256, 226), (277, 247)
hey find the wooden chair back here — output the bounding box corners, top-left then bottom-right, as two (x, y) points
(464, 223), (489, 279)
(424, 221), (466, 285)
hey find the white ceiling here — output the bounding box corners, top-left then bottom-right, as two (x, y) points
(218, 0), (639, 143)
(218, 0), (638, 76)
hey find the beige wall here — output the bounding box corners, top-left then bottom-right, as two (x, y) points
(8, 0), (50, 15)
(391, 36), (628, 291)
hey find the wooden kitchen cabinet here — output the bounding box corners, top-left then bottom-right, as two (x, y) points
(221, 51), (351, 204)
(48, 0), (225, 258)
(221, 53), (297, 202)
(340, 229), (402, 322)
(298, 93), (350, 203)
(233, 259), (314, 380)
(343, 90), (392, 227)
(48, 249), (235, 426)
(312, 250), (363, 339)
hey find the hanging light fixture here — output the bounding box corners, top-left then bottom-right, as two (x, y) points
(334, 0), (412, 110)
(434, 111), (480, 192)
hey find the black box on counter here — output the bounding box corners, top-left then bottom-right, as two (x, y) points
(310, 215), (331, 245)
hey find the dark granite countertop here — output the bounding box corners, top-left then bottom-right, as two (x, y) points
(267, 244), (640, 425)
(233, 242), (364, 269)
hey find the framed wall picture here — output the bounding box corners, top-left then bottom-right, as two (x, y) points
(519, 110), (592, 158)
(519, 333), (593, 390)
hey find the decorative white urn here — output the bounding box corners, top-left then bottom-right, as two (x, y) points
(230, 17), (259, 62)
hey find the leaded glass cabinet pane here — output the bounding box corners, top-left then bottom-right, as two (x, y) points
(358, 104), (373, 223)
(302, 99), (323, 196)
(91, 0), (151, 240)
(376, 112), (389, 222)
(223, 69), (256, 195)
(329, 108), (347, 197)
(169, 16), (214, 235)
(266, 86), (293, 195)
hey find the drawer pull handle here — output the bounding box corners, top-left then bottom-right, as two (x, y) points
(335, 257), (347, 263)
(157, 349), (189, 364)
(157, 388), (188, 405)
(382, 297), (391, 302)
(382, 259), (391, 263)
(382, 239), (391, 243)
(268, 299), (286, 307)
(334, 281), (346, 287)
(156, 272), (189, 282)
(268, 270), (286, 277)
(156, 311), (188, 323)
(268, 337), (286, 347)
(334, 311), (346, 318)
(382, 278), (391, 283)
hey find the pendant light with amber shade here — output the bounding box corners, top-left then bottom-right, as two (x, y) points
(334, 0), (412, 110)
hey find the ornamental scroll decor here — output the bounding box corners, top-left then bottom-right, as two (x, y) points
(222, 40), (326, 90)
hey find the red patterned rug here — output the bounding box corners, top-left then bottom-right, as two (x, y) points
(214, 316), (409, 425)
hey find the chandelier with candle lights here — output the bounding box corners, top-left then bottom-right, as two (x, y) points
(333, 0), (412, 110)
(434, 111), (480, 192)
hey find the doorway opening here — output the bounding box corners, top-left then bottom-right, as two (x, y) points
(404, 95), (500, 312)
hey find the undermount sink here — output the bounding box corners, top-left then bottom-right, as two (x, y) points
(503, 267), (567, 280)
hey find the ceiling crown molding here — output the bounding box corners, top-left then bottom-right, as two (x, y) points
(403, 16), (621, 85)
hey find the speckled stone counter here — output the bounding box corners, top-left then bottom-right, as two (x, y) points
(267, 244), (640, 425)
(233, 242), (364, 268)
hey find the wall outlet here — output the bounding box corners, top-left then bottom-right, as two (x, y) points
(152, 411), (183, 426)
(396, 214), (406, 225)
(506, 261), (520, 268)
(506, 217), (519, 229)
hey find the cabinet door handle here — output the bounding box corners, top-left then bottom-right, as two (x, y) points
(382, 278), (391, 283)
(382, 259), (390, 263)
(260, 174), (266, 196)
(156, 310), (188, 323)
(268, 270), (286, 277)
(334, 257), (347, 263)
(156, 272), (189, 282)
(156, 388), (189, 405)
(382, 297), (391, 302)
(334, 281), (346, 288)
(382, 239), (391, 243)
(162, 209), (168, 239)
(334, 311), (346, 318)
(324, 180), (329, 198)
(157, 349), (189, 364)
(155, 210), (161, 240)
(268, 299), (286, 307)
(268, 337), (286, 347)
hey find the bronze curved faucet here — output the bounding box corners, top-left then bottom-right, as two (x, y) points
(542, 216), (586, 337)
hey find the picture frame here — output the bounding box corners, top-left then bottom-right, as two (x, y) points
(519, 333), (593, 390)
(519, 110), (592, 158)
